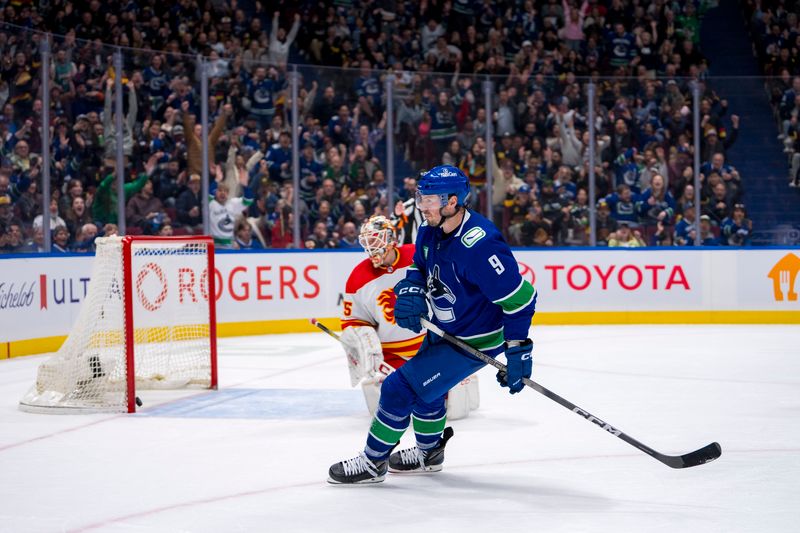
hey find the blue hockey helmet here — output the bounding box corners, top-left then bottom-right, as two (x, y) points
(416, 165), (470, 208)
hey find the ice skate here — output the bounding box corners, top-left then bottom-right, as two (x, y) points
(328, 452), (388, 484)
(389, 427), (454, 473)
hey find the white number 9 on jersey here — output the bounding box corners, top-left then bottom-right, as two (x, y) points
(488, 254), (505, 275)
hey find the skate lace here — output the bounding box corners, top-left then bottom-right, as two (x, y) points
(398, 447), (427, 469)
(341, 452), (378, 477)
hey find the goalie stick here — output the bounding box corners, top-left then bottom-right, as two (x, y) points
(309, 318), (341, 341)
(420, 317), (721, 469)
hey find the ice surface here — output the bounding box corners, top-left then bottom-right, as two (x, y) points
(1, 325), (798, 533)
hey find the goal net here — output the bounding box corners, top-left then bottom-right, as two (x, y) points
(19, 236), (218, 413)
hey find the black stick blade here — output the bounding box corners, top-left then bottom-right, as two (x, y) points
(660, 442), (722, 469)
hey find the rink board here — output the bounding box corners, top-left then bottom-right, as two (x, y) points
(1, 248), (799, 356)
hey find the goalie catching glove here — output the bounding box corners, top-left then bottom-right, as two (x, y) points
(339, 326), (386, 387)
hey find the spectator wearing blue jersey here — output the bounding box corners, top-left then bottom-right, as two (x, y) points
(246, 66), (284, 130)
(298, 142), (324, 204)
(337, 222), (361, 249)
(637, 174), (675, 227)
(143, 54), (170, 113)
(603, 184), (639, 227)
(234, 218), (264, 250)
(698, 215), (721, 246)
(301, 115), (325, 152)
(700, 153), (744, 205)
(674, 204), (697, 246)
(612, 147), (643, 194)
(429, 91), (458, 155)
(265, 132), (292, 184)
(51, 225), (70, 253)
(700, 152), (737, 182)
(24, 226), (47, 253)
(721, 204), (753, 247)
(329, 165), (537, 484)
(606, 23), (637, 70)
(71, 223), (99, 253)
(328, 105), (355, 148)
(355, 61), (383, 111)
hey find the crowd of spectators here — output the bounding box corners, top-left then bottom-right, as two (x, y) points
(0, 0), (753, 254)
(750, 0), (800, 189)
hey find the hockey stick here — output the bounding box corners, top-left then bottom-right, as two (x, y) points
(420, 317), (721, 469)
(310, 318), (341, 340)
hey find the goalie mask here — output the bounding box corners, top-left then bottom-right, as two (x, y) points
(359, 215), (398, 268)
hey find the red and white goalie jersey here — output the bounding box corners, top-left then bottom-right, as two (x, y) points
(341, 244), (425, 370)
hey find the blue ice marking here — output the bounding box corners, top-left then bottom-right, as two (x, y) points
(138, 388), (365, 419)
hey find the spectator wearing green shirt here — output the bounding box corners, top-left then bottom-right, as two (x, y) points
(92, 152), (163, 225)
(677, 3), (701, 45)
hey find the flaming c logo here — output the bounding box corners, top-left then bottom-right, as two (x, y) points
(377, 289), (397, 324)
(768, 253), (800, 302)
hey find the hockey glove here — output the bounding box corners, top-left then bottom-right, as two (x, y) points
(339, 326), (384, 387)
(393, 277), (427, 333)
(497, 339), (533, 394)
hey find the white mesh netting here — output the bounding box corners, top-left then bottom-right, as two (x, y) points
(19, 236), (214, 413)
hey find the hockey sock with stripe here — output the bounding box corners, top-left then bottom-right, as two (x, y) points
(365, 407), (409, 460)
(364, 369), (418, 460)
(412, 407), (447, 451)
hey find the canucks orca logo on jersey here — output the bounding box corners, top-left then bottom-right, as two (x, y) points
(427, 265), (456, 322)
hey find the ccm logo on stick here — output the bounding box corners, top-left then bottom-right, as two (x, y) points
(572, 407), (622, 436)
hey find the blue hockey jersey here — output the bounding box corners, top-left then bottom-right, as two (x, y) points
(407, 210), (537, 354)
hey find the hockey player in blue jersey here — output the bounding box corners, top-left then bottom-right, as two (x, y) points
(328, 165), (537, 484)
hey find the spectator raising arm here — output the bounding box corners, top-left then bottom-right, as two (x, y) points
(269, 12), (301, 67)
(183, 100), (230, 177)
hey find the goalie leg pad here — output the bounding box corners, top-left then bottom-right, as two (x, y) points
(361, 362), (395, 416)
(445, 373), (480, 420)
(361, 378), (382, 416)
(466, 373), (480, 411)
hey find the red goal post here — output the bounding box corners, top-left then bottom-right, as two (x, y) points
(20, 235), (218, 414)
